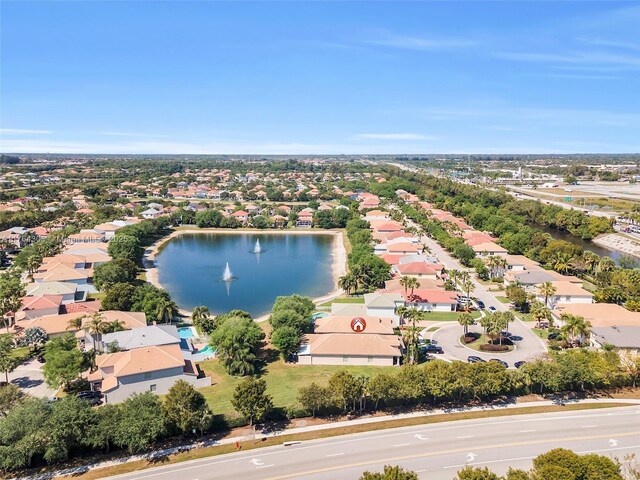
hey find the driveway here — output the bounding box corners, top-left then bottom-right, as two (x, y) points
(407, 220), (547, 366)
(8, 357), (57, 398)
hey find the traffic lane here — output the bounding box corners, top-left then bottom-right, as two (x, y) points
(299, 434), (640, 480)
(112, 407), (640, 480)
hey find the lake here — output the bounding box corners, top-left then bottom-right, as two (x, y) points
(155, 232), (337, 317)
(535, 225), (626, 263)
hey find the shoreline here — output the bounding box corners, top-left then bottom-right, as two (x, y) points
(142, 228), (347, 321)
(593, 233), (640, 260)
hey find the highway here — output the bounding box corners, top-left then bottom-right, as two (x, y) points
(106, 406), (640, 480)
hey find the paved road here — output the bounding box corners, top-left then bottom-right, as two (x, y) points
(414, 226), (547, 365)
(8, 357), (56, 398)
(106, 406), (640, 480)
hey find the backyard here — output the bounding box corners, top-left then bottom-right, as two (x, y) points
(197, 359), (395, 420)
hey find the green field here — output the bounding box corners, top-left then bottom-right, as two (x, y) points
(320, 297), (365, 307)
(495, 296), (510, 304)
(198, 359), (395, 419)
(420, 311), (482, 322)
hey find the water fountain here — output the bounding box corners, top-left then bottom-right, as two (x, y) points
(223, 262), (233, 282)
(253, 239), (262, 254)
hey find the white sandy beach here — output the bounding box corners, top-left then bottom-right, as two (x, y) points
(142, 228), (347, 321)
(593, 233), (640, 259)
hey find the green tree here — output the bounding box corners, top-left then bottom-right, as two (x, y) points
(458, 312), (475, 335)
(297, 382), (334, 417)
(0, 272), (25, 332)
(114, 392), (166, 453)
(359, 465), (419, 480)
(338, 272), (359, 295)
(155, 297), (179, 324)
(271, 326), (301, 360)
(210, 315), (264, 376)
(272, 295), (315, 319)
(0, 384), (24, 415)
(163, 380), (213, 435)
(42, 334), (84, 389)
(0, 334), (18, 383)
(231, 377), (273, 426)
(455, 466), (502, 480)
(93, 258), (138, 291)
(268, 308), (309, 333)
(107, 234), (142, 262)
(42, 395), (94, 464)
(328, 371), (368, 412)
(101, 282), (136, 311)
(85, 404), (120, 453)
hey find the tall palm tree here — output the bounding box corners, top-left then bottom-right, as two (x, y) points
(350, 264), (371, 293)
(460, 277), (475, 312)
(395, 305), (410, 325)
(448, 269), (460, 289)
(537, 281), (557, 308)
(399, 276), (412, 297)
(84, 313), (108, 352)
(156, 298), (179, 324)
(582, 251), (599, 275)
(338, 273), (359, 295)
(458, 312), (474, 336)
(404, 308), (422, 365)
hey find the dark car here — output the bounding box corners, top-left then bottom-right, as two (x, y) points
(76, 390), (100, 399)
(547, 332), (561, 340)
(476, 300), (485, 310)
(514, 361), (527, 369)
(36, 355), (45, 363)
(489, 358), (509, 368)
(467, 355), (485, 363)
(424, 344), (443, 354)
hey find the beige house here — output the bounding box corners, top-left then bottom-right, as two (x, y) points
(535, 281), (593, 308)
(88, 344), (211, 403)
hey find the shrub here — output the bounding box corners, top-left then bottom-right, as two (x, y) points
(479, 344), (510, 352)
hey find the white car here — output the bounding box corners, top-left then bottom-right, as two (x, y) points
(488, 306), (497, 313)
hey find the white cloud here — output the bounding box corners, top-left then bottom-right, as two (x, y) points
(0, 128), (52, 135)
(364, 33), (476, 51)
(356, 133), (433, 141)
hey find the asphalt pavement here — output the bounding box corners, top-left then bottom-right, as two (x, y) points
(105, 405), (640, 480)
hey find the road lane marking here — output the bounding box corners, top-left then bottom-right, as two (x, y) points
(519, 429), (536, 433)
(263, 430), (640, 480)
(393, 443), (411, 447)
(326, 453), (344, 457)
(457, 435), (474, 439)
(116, 408), (640, 480)
(581, 425), (598, 428)
(257, 465), (275, 469)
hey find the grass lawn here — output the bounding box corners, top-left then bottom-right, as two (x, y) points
(494, 296), (510, 304)
(198, 359), (395, 419)
(531, 328), (550, 340)
(320, 297), (364, 307)
(420, 311), (482, 322)
(11, 346), (32, 363)
(426, 327), (440, 332)
(87, 292), (105, 300)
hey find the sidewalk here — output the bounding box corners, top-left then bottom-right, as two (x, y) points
(23, 397), (640, 480)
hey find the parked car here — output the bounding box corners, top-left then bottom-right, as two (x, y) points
(476, 300), (485, 310)
(423, 344), (443, 354)
(467, 355), (485, 363)
(488, 306), (497, 313)
(489, 358), (509, 368)
(36, 355), (45, 363)
(547, 332), (561, 340)
(514, 361), (526, 369)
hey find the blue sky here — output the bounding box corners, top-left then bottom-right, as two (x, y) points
(1, 1), (639, 154)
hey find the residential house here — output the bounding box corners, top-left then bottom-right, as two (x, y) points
(87, 344), (211, 403)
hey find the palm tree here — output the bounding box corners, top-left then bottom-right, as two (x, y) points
(560, 313), (591, 347)
(460, 276), (475, 312)
(338, 273), (359, 295)
(530, 301), (552, 327)
(156, 298), (179, 324)
(448, 269), (460, 289)
(552, 252), (574, 275)
(107, 319), (125, 333)
(537, 281), (557, 308)
(67, 316), (83, 331)
(399, 276), (412, 297)
(191, 305), (210, 323)
(458, 312), (474, 336)
(84, 313), (108, 352)
(350, 264), (371, 293)
(403, 308), (422, 365)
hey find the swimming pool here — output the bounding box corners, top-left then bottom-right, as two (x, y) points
(177, 327), (195, 339)
(197, 345), (215, 356)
